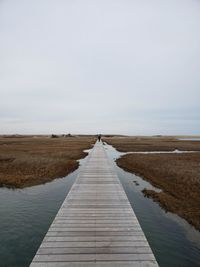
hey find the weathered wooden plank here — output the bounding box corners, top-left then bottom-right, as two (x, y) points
(31, 261), (158, 267)
(40, 241), (149, 248)
(43, 236), (147, 242)
(38, 246), (152, 255)
(46, 231), (145, 237)
(33, 253), (155, 262)
(51, 223), (140, 228)
(53, 220), (139, 224)
(30, 262), (158, 267)
(55, 217), (138, 220)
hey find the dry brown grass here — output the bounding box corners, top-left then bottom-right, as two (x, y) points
(103, 136), (200, 152)
(104, 136), (200, 231)
(0, 136), (95, 188)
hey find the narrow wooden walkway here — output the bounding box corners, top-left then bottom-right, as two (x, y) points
(30, 142), (159, 267)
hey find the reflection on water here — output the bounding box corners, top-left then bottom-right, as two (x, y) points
(163, 212), (200, 249)
(104, 143), (200, 267)
(0, 150), (91, 267)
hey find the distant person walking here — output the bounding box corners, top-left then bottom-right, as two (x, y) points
(98, 134), (101, 142)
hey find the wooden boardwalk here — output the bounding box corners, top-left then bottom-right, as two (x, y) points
(30, 142), (159, 267)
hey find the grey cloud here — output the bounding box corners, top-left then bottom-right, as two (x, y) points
(0, 0), (200, 135)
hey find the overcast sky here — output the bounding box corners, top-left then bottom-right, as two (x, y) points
(0, 0), (200, 135)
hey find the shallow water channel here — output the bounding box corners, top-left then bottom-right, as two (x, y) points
(178, 138), (200, 141)
(0, 151), (90, 267)
(0, 145), (200, 267)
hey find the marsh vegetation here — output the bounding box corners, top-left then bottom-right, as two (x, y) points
(0, 136), (95, 188)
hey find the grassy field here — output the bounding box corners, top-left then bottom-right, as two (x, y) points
(0, 136), (95, 188)
(104, 136), (200, 231)
(103, 136), (200, 152)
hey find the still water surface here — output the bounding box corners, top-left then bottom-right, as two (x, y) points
(0, 145), (200, 267)
(178, 138), (200, 141)
(0, 151), (90, 267)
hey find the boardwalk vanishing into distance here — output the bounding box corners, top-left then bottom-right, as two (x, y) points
(30, 142), (159, 267)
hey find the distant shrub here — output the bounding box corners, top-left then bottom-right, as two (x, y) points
(51, 134), (59, 138)
(66, 133), (73, 137)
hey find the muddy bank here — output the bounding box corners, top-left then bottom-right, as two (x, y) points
(0, 136), (95, 188)
(117, 152), (200, 231)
